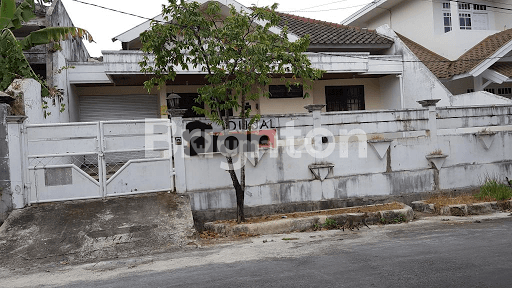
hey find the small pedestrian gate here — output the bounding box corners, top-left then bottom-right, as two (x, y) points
(24, 119), (174, 204)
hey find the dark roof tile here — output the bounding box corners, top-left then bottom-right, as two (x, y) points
(398, 29), (512, 79)
(277, 12), (393, 46)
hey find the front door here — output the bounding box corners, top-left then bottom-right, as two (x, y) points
(325, 86), (365, 112)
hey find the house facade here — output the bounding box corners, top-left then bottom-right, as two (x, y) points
(12, 0), (90, 124)
(65, 0), (458, 123)
(342, 0), (512, 99)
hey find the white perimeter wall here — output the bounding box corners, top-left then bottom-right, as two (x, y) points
(181, 105), (512, 211)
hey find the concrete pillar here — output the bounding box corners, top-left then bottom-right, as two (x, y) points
(417, 99), (441, 148)
(0, 104), (11, 222)
(304, 104), (326, 152)
(474, 75), (483, 92)
(6, 116), (27, 210)
(169, 109), (188, 193)
(450, 1), (460, 32)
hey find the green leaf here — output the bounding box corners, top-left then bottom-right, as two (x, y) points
(0, 0), (17, 29)
(19, 26), (94, 50)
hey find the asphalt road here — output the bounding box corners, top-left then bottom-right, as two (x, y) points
(60, 217), (512, 288)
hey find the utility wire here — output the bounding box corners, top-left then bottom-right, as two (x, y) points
(281, 0), (353, 12)
(279, 4), (368, 13)
(69, 0), (163, 22)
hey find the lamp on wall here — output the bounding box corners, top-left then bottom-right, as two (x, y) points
(166, 92), (187, 118)
(166, 92), (181, 109)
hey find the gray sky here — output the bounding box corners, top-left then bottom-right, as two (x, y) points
(60, 0), (372, 57)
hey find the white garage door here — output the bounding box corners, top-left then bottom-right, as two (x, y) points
(79, 95), (159, 122)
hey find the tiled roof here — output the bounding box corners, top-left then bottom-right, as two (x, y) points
(397, 33), (452, 79)
(490, 62), (512, 78)
(277, 13), (393, 46)
(398, 29), (512, 79)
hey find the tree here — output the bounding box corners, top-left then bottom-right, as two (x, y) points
(0, 0), (93, 95)
(140, 0), (323, 223)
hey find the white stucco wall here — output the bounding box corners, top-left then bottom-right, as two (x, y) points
(182, 104), (512, 211)
(449, 91), (512, 106)
(377, 25), (453, 108)
(365, 0), (503, 60)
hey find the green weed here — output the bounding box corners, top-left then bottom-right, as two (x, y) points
(475, 179), (512, 201)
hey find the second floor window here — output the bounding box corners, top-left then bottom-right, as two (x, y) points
(458, 3), (471, 10)
(444, 12), (452, 32)
(459, 13), (472, 30)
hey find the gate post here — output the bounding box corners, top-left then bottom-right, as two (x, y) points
(169, 110), (187, 193)
(6, 115), (28, 211)
(98, 122), (106, 197)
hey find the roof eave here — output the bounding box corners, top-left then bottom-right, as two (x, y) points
(468, 38), (512, 77)
(341, 0), (394, 26)
(308, 43), (392, 52)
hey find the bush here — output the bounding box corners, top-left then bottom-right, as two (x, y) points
(323, 218), (338, 229)
(475, 180), (512, 201)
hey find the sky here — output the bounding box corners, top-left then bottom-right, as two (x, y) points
(60, 0), (373, 57)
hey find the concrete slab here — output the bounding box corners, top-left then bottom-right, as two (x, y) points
(411, 199), (512, 216)
(0, 192), (196, 269)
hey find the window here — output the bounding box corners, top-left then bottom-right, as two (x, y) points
(269, 85), (304, 98)
(484, 88), (495, 94)
(458, 3), (471, 10)
(474, 4), (486, 11)
(325, 86), (365, 112)
(498, 88), (512, 95)
(173, 93), (202, 118)
(444, 12), (452, 32)
(442, 3), (452, 33)
(459, 13), (472, 30)
(467, 88), (475, 93)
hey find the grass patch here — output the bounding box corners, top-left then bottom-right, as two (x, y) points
(426, 179), (512, 207)
(475, 179), (512, 201)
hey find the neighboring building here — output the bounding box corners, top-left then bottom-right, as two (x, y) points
(67, 0), (457, 122)
(342, 0), (512, 98)
(13, 0), (90, 123)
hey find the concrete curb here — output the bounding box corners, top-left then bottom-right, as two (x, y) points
(411, 199), (512, 216)
(204, 204), (414, 236)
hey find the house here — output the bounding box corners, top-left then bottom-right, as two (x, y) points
(342, 0), (512, 99)
(11, 0), (90, 124)
(66, 0), (457, 122)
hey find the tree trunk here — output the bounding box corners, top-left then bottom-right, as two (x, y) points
(226, 156), (245, 223)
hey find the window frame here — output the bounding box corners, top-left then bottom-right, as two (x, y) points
(268, 85), (304, 99)
(442, 2), (452, 33)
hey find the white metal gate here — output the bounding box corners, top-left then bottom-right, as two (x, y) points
(24, 119), (174, 204)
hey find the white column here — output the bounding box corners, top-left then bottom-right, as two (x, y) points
(450, 1), (460, 32)
(474, 75), (484, 91)
(170, 113), (187, 193)
(7, 116), (28, 209)
(304, 104), (326, 153)
(417, 99), (441, 149)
